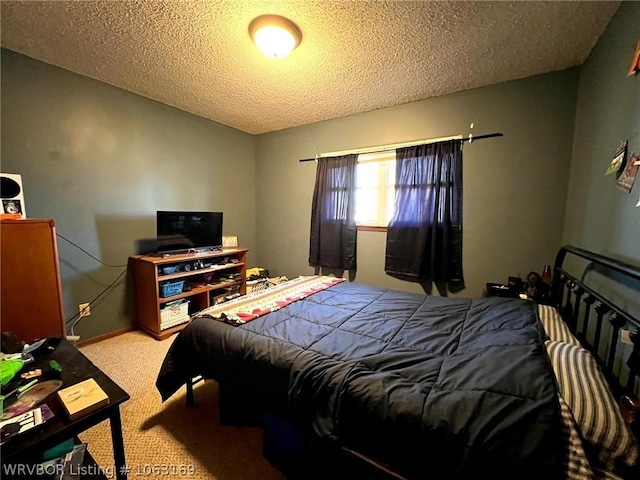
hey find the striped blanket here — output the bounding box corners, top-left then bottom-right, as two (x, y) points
(194, 275), (345, 325)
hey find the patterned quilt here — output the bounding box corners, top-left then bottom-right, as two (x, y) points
(194, 275), (345, 325)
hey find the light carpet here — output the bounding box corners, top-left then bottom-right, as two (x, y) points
(78, 330), (285, 480)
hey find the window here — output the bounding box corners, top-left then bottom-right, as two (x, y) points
(355, 151), (396, 228)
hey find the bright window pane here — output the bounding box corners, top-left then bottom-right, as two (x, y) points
(355, 153), (396, 227)
(386, 163), (396, 186)
(356, 163), (378, 188)
(355, 188), (378, 223)
(385, 187), (395, 224)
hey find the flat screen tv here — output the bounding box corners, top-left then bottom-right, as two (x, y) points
(156, 211), (223, 255)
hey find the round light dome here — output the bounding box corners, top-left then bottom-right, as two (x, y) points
(249, 15), (302, 59)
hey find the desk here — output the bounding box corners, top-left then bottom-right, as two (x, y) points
(2, 338), (130, 480)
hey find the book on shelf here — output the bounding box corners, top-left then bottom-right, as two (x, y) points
(38, 443), (88, 480)
(164, 298), (188, 308)
(59, 443), (87, 480)
(56, 378), (109, 421)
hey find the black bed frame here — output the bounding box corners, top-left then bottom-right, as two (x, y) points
(184, 245), (640, 479)
(551, 245), (640, 399)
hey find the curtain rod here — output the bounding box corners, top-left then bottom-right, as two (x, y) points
(299, 132), (504, 162)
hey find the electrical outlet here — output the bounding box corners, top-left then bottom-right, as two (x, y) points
(620, 329), (633, 345)
(79, 303), (91, 317)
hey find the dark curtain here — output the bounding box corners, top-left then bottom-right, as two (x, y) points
(385, 140), (464, 292)
(308, 154), (358, 270)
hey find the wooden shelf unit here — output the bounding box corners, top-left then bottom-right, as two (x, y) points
(130, 248), (248, 340)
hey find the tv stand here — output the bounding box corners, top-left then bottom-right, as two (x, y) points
(130, 248), (248, 340)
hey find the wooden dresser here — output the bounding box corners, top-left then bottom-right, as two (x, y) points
(0, 218), (66, 342)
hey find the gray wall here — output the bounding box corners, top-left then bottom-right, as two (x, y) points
(1, 49), (256, 340)
(561, 0), (640, 325)
(563, 0), (640, 263)
(255, 70), (579, 297)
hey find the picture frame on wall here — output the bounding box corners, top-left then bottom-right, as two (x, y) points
(222, 236), (238, 247)
(616, 152), (639, 193)
(605, 140), (627, 175)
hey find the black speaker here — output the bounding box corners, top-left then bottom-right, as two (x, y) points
(0, 173), (26, 217)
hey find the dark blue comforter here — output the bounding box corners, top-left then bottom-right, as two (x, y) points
(156, 281), (562, 479)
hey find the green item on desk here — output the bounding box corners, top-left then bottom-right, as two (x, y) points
(16, 379), (38, 397)
(0, 359), (24, 386)
(41, 438), (75, 461)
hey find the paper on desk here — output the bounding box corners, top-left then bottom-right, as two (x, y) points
(0, 404), (54, 444)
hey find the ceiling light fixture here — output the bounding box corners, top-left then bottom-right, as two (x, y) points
(249, 14), (302, 59)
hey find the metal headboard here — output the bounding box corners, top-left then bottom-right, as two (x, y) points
(551, 245), (640, 397)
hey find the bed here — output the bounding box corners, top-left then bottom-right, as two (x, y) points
(156, 245), (640, 480)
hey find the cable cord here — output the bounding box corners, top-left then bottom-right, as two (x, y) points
(66, 267), (128, 336)
(56, 233), (128, 267)
(57, 230), (148, 335)
(55, 231), (133, 335)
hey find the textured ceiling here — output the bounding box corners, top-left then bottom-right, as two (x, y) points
(0, 1), (620, 135)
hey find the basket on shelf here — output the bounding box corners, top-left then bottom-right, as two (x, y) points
(246, 278), (269, 295)
(246, 276), (288, 295)
(160, 300), (190, 323)
(160, 280), (184, 298)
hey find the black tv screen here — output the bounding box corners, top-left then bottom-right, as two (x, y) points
(156, 211), (223, 254)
